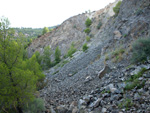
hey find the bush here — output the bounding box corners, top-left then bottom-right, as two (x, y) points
(85, 18), (92, 27)
(112, 48), (125, 62)
(42, 27), (49, 35)
(124, 68), (147, 91)
(118, 98), (133, 110)
(55, 46), (61, 64)
(35, 51), (42, 64)
(84, 28), (91, 34)
(97, 21), (102, 29)
(67, 43), (77, 57)
(113, 1), (122, 16)
(82, 43), (88, 52)
(86, 36), (91, 42)
(23, 98), (45, 113)
(42, 46), (52, 70)
(131, 38), (150, 63)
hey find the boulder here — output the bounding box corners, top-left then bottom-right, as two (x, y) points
(56, 105), (68, 113)
(98, 65), (112, 79)
(50, 106), (56, 113)
(69, 101), (77, 111)
(113, 30), (122, 39)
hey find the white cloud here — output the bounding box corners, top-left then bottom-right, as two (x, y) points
(0, 0), (115, 28)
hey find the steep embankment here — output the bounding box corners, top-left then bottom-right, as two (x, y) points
(27, 1), (116, 58)
(27, 14), (87, 57)
(29, 0), (150, 112)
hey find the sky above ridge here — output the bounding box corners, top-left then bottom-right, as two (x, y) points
(0, 0), (115, 28)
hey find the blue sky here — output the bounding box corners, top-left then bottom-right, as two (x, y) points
(0, 0), (115, 28)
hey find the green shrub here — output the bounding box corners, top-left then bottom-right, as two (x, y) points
(23, 98), (45, 113)
(131, 38), (150, 63)
(85, 18), (92, 27)
(84, 28), (91, 34)
(112, 48), (125, 57)
(112, 48), (125, 62)
(127, 68), (147, 82)
(42, 27), (49, 35)
(105, 55), (109, 61)
(125, 68), (147, 91)
(42, 46), (52, 70)
(118, 98), (133, 110)
(86, 36), (91, 42)
(97, 21), (102, 29)
(67, 43), (77, 57)
(124, 79), (145, 91)
(35, 51), (42, 64)
(55, 46), (61, 64)
(82, 43), (88, 52)
(113, 1), (122, 16)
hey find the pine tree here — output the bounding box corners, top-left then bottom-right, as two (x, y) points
(0, 17), (45, 113)
(55, 46), (61, 64)
(42, 46), (52, 69)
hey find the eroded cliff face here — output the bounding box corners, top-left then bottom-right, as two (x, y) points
(32, 0), (150, 112)
(27, 1), (117, 58)
(27, 14), (87, 58)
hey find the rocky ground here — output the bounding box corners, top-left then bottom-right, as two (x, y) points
(28, 0), (150, 112)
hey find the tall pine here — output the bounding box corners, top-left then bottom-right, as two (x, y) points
(0, 17), (45, 113)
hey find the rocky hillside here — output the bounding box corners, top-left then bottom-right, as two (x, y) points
(28, 0), (150, 112)
(27, 1), (117, 58)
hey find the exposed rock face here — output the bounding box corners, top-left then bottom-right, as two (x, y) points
(27, 14), (87, 58)
(27, 1), (117, 58)
(29, 0), (150, 112)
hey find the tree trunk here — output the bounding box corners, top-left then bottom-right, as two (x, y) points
(17, 106), (23, 113)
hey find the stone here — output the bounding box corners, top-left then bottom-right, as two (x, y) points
(79, 106), (86, 113)
(110, 88), (118, 93)
(117, 83), (126, 89)
(50, 106), (56, 113)
(72, 107), (78, 113)
(113, 30), (122, 39)
(105, 84), (118, 93)
(98, 65), (112, 79)
(84, 76), (92, 83)
(83, 95), (92, 103)
(56, 105), (68, 113)
(138, 77), (143, 81)
(79, 99), (87, 106)
(144, 74), (150, 78)
(134, 93), (141, 101)
(130, 67), (141, 75)
(101, 108), (107, 113)
(68, 73), (73, 77)
(111, 94), (122, 101)
(89, 98), (101, 108)
(69, 101), (77, 111)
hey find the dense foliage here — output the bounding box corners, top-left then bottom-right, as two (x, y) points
(14, 27), (42, 38)
(97, 21), (102, 29)
(66, 43), (77, 57)
(85, 18), (92, 27)
(55, 46), (61, 64)
(86, 36), (91, 42)
(84, 28), (91, 34)
(82, 43), (88, 52)
(0, 17), (45, 113)
(42, 27), (49, 35)
(113, 1), (122, 16)
(42, 46), (52, 69)
(131, 38), (150, 63)
(23, 98), (45, 113)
